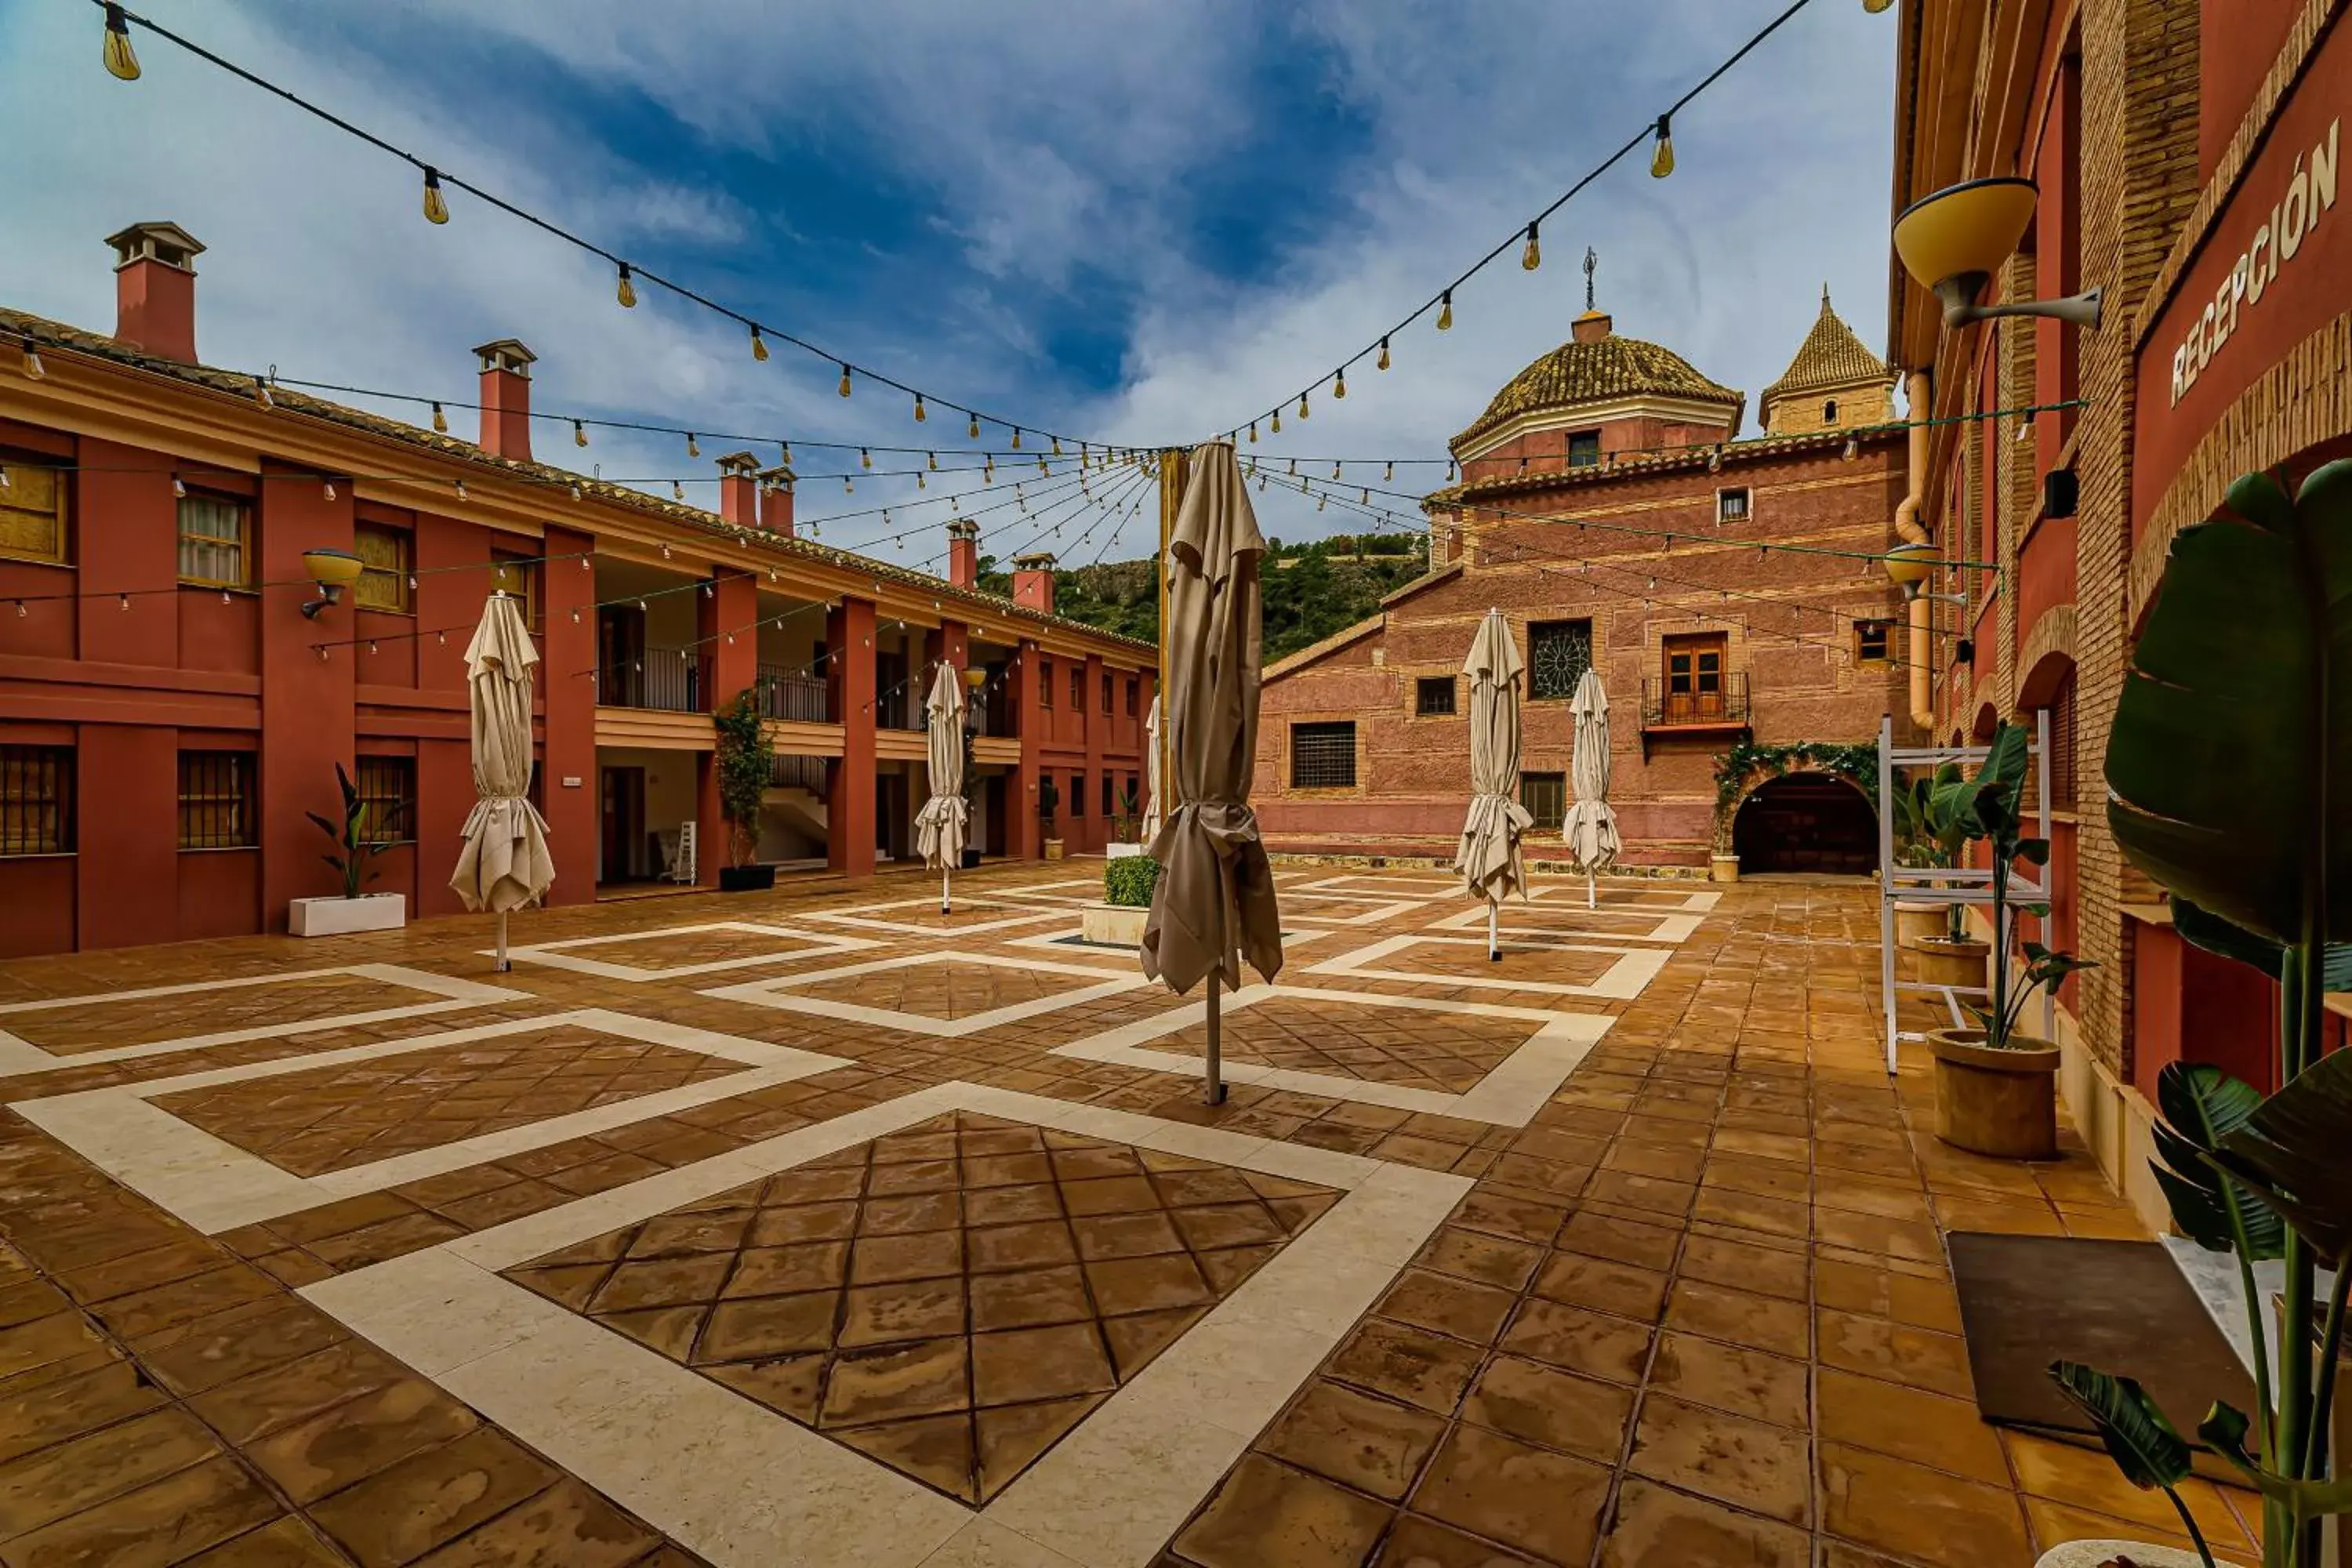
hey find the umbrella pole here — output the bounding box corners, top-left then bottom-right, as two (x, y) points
(1588, 869), (1596, 909)
(1487, 899), (1500, 962)
(942, 868), (951, 916)
(495, 910), (509, 972)
(1203, 966), (1226, 1105)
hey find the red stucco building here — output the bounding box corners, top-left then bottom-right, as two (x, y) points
(0, 224), (1153, 956)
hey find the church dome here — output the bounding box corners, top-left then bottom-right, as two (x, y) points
(1450, 309), (1742, 456)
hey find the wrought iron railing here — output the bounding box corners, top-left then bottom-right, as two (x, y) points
(768, 753), (829, 793)
(756, 666), (831, 724)
(598, 654), (709, 713)
(1640, 673), (1751, 728)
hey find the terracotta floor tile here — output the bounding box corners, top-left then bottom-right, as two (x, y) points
(1461, 1354), (1635, 1462)
(2003, 1430), (2256, 1550)
(1814, 1308), (1974, 1399)
(1257, 1380), (1446, 1502)
(245, 1378), (481, 1505)
(1628, 1394), (1810, 1526)
(1328, 1319), (1484, 1416)
(1664, 1279), (1810, 1359)
(1531, 1252), (1669, 1323)
(1676, 1235), (1807, 1303)
(0, 1404), (221, 1537)
(0, 1452), (280, 1565)
(1817, 1443), (2032, 1568)
(1374, 1269), (1516, 1347)
(1597, 1476), (1810, 1568)
(183, 1515), (348, 1565)
(1174, 1453), (1392, 1568)
(1812, 1258), (1963, 1333)
(971, 1321), (1116, 1406)
(1556, 1210), (1683, 1273)
(1410, 1422), (1611, 1564)
(1415, 1228), (1544, 1292)
(1498, 1298), (1654, 1385)
(1815, 1367), (2008, 1484)
(307, 1427), (560, 1568)
(1373, 1512), (1539, 1566)
(1648, 1333), (1808, 1428)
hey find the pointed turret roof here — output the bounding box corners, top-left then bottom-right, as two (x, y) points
(1762, 287), (1892, 404)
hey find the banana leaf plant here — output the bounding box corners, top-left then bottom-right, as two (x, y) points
(304, 762), (390, 901)
(1931, 720), (2082, 1044)
(1894, 760), (1975, 938)
(2089, 459), (2352, 1567)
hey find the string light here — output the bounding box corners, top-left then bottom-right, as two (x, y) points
(1383, 461), (1394, 482)
(252, 376), (274, 408)
(1842, 434), (1859, 462)
(673, 480), (686, 502)
(1011, 428), (1023, 450)
(454, 479), (467, 501)
(1650, 116), (1675, 178)
(927, 452), (939, 471)
(574, 419), (589, 448)
(21, 346), (43, 379)
(1298, 391), (1310, 421)
(1437, 291), (1454, 332)
(1272, 409), (1282, 434)
(1333, 369), (1347, 401)
(968, 412), (981, 440)
(687, 433), (700, 458)
(1708, 445), (1722, 473)
(837, 363), (851, 397)
(1864, 0), (1895, 11)
(421, 168), (449, 225)
(323, 479), (336, 501)
(750, 326), (769, 362)
(569, 482), (582, 501)
(2014, 419), (2034, 444)
(172, 476), (185, 499)
(615, 263), (637, 309)
(1522, 221), (1541, 270)
(102, 3), (140, 79)
(861, 448), (873, 470)
(1051, 436), (1063, 457)
(431, 401), (448, 434)
(1377, 336), (1392, 372)
(1248, 422), (1258, 444)
(914, 394), (927, 423)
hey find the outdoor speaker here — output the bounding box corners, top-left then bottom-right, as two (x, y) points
(2043, 467), (2078, 518)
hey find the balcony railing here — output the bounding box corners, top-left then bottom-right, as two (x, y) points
(757, 666), (832, 724)
(599, 655), (710, 713)
(1640, 673), (1751, 731)
(769, 753), (829, 793)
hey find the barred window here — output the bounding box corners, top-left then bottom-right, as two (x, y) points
(1101, 671), (1113, 713)
(1069, 666), (1084, 710)
(178, 751), (256, 848)
(1854, 619), (1893, 664)
(2049, 667), (2078, 811)
(1567, 430), (1601, 467)
(1527, 619), (1592, 700)
(1716, 488), (1751, 524)
(0, 460), (65, 564)
(1069, 772), (1085, 818)
(1039, 658), (1054, 708)
(355, 756), (417, 843)
(0, 747), (73, 855)
(1290, 722), (1357, 789)
(177, 494), (251, 588)
(1522, 771), (1566, 831)
(490, 550), (540, 630)
(1416, 676), (1457, 717)
(1125, 677), (1139, 717)
(353, 524), (413, 612)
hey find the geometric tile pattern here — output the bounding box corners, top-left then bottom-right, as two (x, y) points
(789, 961), (1110, 1021)
(1158, 994), (1534, 1094)
(502, 1109), (1341, 1505)
(1304, 933), (1671, 999)
(491, 921), (878, 982)
(702, 953), (1152, 1039)
(154, 1029), (744, 1177)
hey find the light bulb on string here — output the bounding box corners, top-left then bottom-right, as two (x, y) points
(968, 412), (981, 440)
(574, 420), (589, 448)
(253, 376), (274, 408)
(431, 401), (448, 434)
(1331, 462), (1341, 480)
(323, 479), (336, 501)
(1271, 409), (1282, 435)
(615, 263), (637, 308)
(917, 471), (927, 489)
(421, 168), (450, 224)
(1437, 291), (1454, 331)
(569, 482), (582, 501)
(913, 393), (927, 423)
(687, 434), (700, 458)
(673, 480), (685, 502)
(2014, 418), (2034, 445)
(1011, 428), (1023, 450)
(844, 476), (854, 493)
(1708, 445), (1722, 473)
(1298, 390), (1310, 421)
(1863, 0), (1894, 11)
(1842, 434), (1859, 462)
(927, 452), (938, 472)
(172, 475), (185, 499)
(1333, 368), (1347, 401)
(1051, 437), (1062, 456)
(454, 479), (467, 502)
(1522, 221), (1541, 270)
(103, 3), (140, 79)
(1650, 116), (1675, 178)
(861, 448), (872, 470)
(1248, 421), (1258, 444)
(1377, 336), (1392, 371)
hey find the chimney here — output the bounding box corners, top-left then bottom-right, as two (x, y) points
(1571, 308), (1613, 345)
(716, 451), (760, 525)
(946, 518), (979, 587)
(107, 223), (204, 364)
(758, 465), (796, 537)
(1011, 550), (1057, 614)
(473, 339), (536, 460)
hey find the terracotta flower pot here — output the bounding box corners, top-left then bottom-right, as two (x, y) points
(1709, 854), (1740, 884)
(2034, 1541), (2245, 1567)
(1929, 1027), (2060, 1160)
(1893, 902), (1948, 947)
(1913, 935), (1990, 989)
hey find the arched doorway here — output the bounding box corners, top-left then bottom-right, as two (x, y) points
(1732, 773), (1878, 874)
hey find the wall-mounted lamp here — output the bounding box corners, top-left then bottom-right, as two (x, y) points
(1894, 176), (2102, 330)
(1881, 539), (1968, 605)
(299, 548), (366, 619)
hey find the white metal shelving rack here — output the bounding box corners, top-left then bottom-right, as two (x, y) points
(1875, 709), (2053, 1075)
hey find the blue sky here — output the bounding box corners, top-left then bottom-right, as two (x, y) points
(0, 0), (1897, 564)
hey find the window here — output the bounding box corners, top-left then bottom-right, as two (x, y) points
(1853, 619), (1893, 664)
(490, 550), (540, 630)
(1069, 666), (1084, 710)
(1100, 774), (1113, 818)
(2049, 666), (2078, 810)
(1661, 633), (1730, 721)
(1101, 672), (1113, 713)
(1527, 619), (1592, 700)
(1040, 658), (1054, 707)
(1416, 676), (1457, 717)
(1822, 398), (1839, 424)
(1125, 677), (1139, 717)
(1566, 430), (1602, 467)
(177, 752), (256, 848)
(1290, 722), (1357, 789)
(1069, 772), (1085, 817)
(0, 459), (65, 564)
(355, 756), (417, 843)
(353, 524), (413, 612)
(1521, 772), (1566, 831)
(0, 747), (73, 855)
(177, 493), (251, 588)
(1716, 488), (1750, 524)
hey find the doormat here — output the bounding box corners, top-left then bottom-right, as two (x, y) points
(1950, 1232), (2256, 1443)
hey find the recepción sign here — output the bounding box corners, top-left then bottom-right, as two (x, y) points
(2169, 118), (2339, 408)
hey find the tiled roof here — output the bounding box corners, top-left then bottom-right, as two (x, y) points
(1420, 423), (1901, 508)
(0, 307), (1150, 653)
(1762, 289), (1894, 404)
(1450, 318), (1740, 454)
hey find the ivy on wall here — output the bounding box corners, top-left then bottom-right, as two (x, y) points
(1711, 740), (1881, 829)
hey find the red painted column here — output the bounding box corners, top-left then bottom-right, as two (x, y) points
(75, 724), (179, 950)
(827, 597), (877, 877)
(74, 437), (178, 667)
(1082, 652), (1106, 855)
(259, 470), (357, 929)
(410, 508), (488, 920)
(542, 526), (597, 904)
(1011, 637), (1042, 860)
(695, 569), (760, 882)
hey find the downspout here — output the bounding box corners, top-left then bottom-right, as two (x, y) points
(1895, 368), (1934, 731)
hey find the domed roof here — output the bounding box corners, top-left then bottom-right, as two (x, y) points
(1450, 310), (1741, 455)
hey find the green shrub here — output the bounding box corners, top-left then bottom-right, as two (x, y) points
(1104, 855), (1160, 908)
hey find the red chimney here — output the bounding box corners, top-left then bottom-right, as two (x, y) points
(1571, 308), (1613, 344)
(473, 339), (536, 459)
(946, 519), (979, 587)
(716, 451), (759, 524)
(107, 223), (204, 363)
(1011, 550), (1056, 614)
(758, 465), (795, 538)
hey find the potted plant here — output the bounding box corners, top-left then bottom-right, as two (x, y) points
(290, 763), (405, 936)
(1892, 760), (1973, 949)
(1038, 775), (1065, 861)
(1082, 853), (1160, 946)
(713, 688), (775, 892)
(1107, 783), (1146, 859)
(1922, 721), (2094, 1159)
(2053, 462), (2352, 1568)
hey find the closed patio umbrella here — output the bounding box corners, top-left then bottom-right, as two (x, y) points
(913, 661), (969, 914)
(449, 590), (554, 969)
(1454, 608), (1534, 960)
(1138, 695), (1163, 844)
(1563, 666), (1620, 909)
(1142, 440), (1282, 1103)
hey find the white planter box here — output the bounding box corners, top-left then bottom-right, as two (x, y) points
(1105, 843), (1145, 860)
(289, 893), (406, 938)
(1080, 902), (1149, 947)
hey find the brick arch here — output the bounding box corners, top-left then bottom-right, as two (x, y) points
(1712, 757), (1875, 855)
(2013, 605), (2077, 712)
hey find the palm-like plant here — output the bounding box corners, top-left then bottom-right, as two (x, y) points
(305, 763), (388, 900)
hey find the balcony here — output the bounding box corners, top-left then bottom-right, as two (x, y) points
(599, 655), (710, 714)
(1639, 673), (1751, 759)
(757, 666), (832, 724)
(769, 752), (829, 793)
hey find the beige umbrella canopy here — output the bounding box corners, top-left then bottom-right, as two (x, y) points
(1454, 608), (1535, 959)
(1142, 441), (1282, 1102)
(913, 661), (969, 913)
(1563, 666), (1621, 908)
(449, 591), (554, 968)
(1138, 695), (1163, 844)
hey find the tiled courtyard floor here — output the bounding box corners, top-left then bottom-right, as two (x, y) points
(0, 862), (2264, 1566)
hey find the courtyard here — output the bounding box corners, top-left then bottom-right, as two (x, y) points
(0, 862), (2263, 1566)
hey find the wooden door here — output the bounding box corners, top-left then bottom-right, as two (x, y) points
(1663, 633), (1729, 723)
(600, 767), (644, 880)
(597, 607), (646, 708)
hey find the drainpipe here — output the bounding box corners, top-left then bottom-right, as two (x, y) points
(1896, 368), (1934, 731)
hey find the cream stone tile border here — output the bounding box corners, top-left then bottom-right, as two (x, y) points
(981, 880), (1116, 908)
(805, 896), (1080, 938)
(299, 1081), (1469, 1568)
(1423, 902), (1701, 944)
(0, 964), (529, 1077)
(1528, 883), (1721, 912)
(489, 922), (882, 982)
(1293, 873), (1461, 897)
(1051, 983), (1611, 1125)
(10, 1009), (854, 1234)
(1271, 891), (1433, 928)
(1305, 932), (1671, 1000)
(993, 926), (1341, 963)
(702, 952), (1156, 1039)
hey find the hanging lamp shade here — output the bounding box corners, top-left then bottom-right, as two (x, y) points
(1893, 177), (2037, 290)
(1882, 539), (1938, 591)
